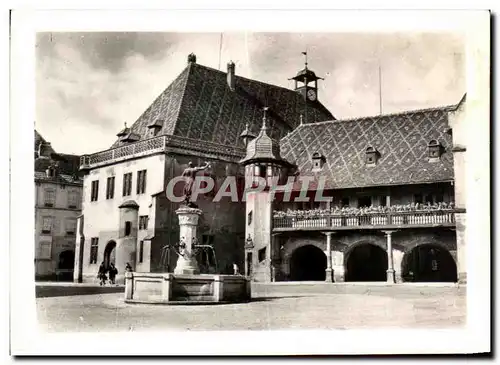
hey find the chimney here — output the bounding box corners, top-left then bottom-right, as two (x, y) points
(187, 53), (197, 64)
(227, 61), (235, 91)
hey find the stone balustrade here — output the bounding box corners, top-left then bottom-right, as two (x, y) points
(273, 209), (463, 231)
(80, 135), (246, 170)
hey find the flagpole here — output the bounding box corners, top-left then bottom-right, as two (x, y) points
(379, 63), (383, 115)
(218, 33), (223, 70)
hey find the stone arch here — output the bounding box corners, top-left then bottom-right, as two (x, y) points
(103, 240), (117, 270)
(403, 235), (456, 253)
(282, 237), (325, 262)
(344, 241), (388, 282)
(281, 237), (326, 280)
(289, 245), (327, 281)
(402, 242), (457, 282)
(342, 237), (387, 260)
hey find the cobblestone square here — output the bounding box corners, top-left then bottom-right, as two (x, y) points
(36, 284), (466, 332)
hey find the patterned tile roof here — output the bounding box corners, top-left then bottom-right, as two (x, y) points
(280, 106), (456, 189)
(110, 61), (334, 149)
(34, 130), (83, 185)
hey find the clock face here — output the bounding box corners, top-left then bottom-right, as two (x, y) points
(307, 89), (317, 101)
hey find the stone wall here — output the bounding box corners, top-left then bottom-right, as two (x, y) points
(276, 229), (457, 283)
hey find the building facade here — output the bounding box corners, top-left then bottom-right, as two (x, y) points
(34, 131), (83, 281)
(76, 54), (467, 284)
(241, 95), (467, 284)
(75, 54), (333, 283)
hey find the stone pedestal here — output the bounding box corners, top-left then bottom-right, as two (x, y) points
(174, 206), (203, 275)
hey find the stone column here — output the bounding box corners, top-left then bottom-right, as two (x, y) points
(174, 206), (203, 275)
(455, 213), (467, 283)
(383, 230), (396, 283)
(331, 250), (345, 282)
(323, 232), (333, 282)
(393, 248), (404, 283)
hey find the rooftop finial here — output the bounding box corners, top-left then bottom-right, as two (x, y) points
(262, 106), (269, 130)
(300, 114), (304, 125)
(187, 53), (197, 64)
(124, 122), (127, 128)
(302, 51), (308, 69)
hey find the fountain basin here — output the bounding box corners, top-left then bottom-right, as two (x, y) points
(124, 272), (251, 304)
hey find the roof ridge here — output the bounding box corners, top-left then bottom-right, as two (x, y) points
(296, 103), (458, 128)
(171, 62), (195, 135)
(192, 63), (334, 119)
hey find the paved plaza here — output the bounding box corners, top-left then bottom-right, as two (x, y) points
(36, 283), (466, 332)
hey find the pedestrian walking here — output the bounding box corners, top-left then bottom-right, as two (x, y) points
(109, 263), (118, 285)
(97, 262), (107, 286)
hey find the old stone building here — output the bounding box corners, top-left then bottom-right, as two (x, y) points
(76, 54), (333, 283)
(34, 131), (83, 281)
(242, 94), (467, 284)
(76, 53), (467, 284)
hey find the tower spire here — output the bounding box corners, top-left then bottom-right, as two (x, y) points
(261, 106), (269, 130)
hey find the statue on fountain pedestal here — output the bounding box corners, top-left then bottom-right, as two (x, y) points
(181, 161), (211, 208)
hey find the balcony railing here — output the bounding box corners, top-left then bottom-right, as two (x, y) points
(273, 210), (460, 231)
(80, 135), (246, 170)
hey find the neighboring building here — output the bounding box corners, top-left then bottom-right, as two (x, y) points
(35, 131), (83, 281)
(76, 54), (333, 283)
(76, 53), (467, 284)
(241, 94), (467, 284)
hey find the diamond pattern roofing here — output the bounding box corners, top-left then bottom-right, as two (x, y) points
(110, 61), (334, 149)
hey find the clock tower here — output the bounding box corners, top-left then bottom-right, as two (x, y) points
(289, 51), (323, 102)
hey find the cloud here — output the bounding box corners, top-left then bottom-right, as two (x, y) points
(35, 32), (465, 155)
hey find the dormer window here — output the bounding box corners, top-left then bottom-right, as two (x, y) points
(365, 146), (380, 166)
(428, 140), (443, 162)
(312, 152), (325, 171)
(147, 119), (164, 137)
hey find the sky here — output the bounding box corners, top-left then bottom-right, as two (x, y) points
(35, 32), (465, 155)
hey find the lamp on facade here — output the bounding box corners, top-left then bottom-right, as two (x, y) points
(245, 234), (254, 249)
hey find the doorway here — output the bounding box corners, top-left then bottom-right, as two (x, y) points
(345, 243), (388, 282)
(402, 244), (457, 282)
(103, 241), (116, 270)
(289, 245), (327, 281)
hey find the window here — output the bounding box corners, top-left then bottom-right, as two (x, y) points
(365, 146), (380, 166)
(428, 140), (442, 160)
(90, 237), (99, 264)
(38, 242), (52, 259)
(312, 152), (325, 170)
(44, 188), (55, 207)
(42, 216), (53, 234)
(414, 194), (423, 204)
(125, 221), (132, 236)
(68, 191), (79, 208)
(137, 170), (147, 194)
(122, 173), (132, 197)
(247, 211), (253, 226)
(90, 180), (99, 202)
(65, 218), (77, 236)
(258, 247), (267, 263)
(139, 215), (149, 230)
(106, 176), (115, 199)
(138, 240), (144, 263)
(358, 196), (372, 208)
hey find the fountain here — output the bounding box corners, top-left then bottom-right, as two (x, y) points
(124, 163), (251, 304)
